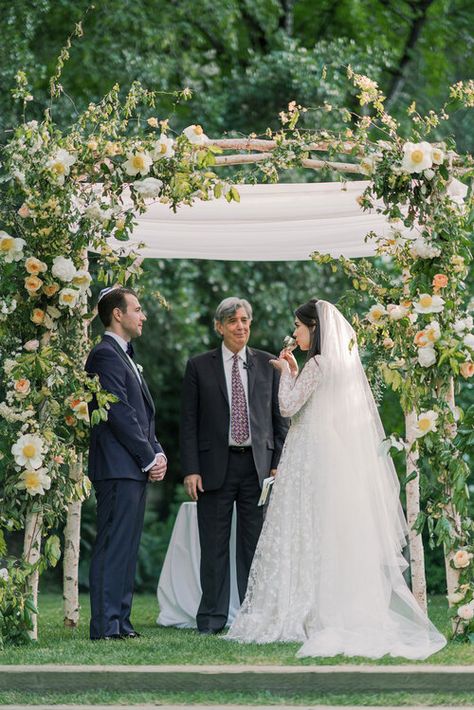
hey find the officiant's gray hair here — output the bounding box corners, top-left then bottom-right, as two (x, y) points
(214, 297), (253, 333)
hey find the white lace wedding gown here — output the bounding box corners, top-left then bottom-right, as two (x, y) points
(226, 301), (446, 659)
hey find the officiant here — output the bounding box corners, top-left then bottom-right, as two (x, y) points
(180, 296), (289, 634)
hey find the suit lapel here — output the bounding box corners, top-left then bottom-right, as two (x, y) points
(103, 335), (155, 413)
(246, 346), (257, 402)
(211, 348), (229, 405)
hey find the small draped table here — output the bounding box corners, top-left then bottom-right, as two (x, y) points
(156, 501), (240, 628)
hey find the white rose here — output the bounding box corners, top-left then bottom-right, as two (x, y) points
(0, 568), (8, 582)
(133, 177), (163, 199)
(431, 146), (444, 164)
(367, 304), (387, 325)
(418, 346), (436, 368)
(58, 288), (79, 310)
(413, 294), (445, 314)
(11, 433), (45, 469)
(0, 232), (26, 263)
(409, 237), (441, 260)
(183, 124), (208, 145)
(414, 410), (438, 438)
(359, 154), (379, 176)
(51, 256), (76, 282)
(463, 333), (474, 349)
(123, 150), (153, 177)
(152, 134), (175, 160)
(446, 178), (468, 204)
(447, 591), (466, 604)
(46, 148), (76, 185)
(387, 304), (408, 321)
(84, 203), (113, 223)
(401, 141), (433, 174)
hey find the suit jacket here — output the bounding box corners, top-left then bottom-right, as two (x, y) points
(180, 346), (289, 490)
(85, 335), (163, 482)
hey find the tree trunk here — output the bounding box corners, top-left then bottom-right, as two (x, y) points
(23, 507), (43, 640)
(405, 410), (427, 612)
(63, 456), (83, 627)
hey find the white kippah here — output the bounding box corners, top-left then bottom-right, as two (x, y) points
(97, 286), (117, 303)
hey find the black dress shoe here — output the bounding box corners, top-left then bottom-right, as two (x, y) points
(121, 631), (141, 638)
(91, 634), (124, 641)
(198, 627), (224, 636)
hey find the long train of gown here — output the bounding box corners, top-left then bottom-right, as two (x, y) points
(226, 356), (446, 659)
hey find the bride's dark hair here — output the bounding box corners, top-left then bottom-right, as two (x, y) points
(295, 298), (321, 360)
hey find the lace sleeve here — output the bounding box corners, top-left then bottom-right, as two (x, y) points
(278, 357), (322, 417)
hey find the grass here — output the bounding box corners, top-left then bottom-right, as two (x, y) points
(2, 690), (474, 706)
(1, 591), (473, 666)
(1, 593), (474, 706)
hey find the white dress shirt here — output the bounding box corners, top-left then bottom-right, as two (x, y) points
(104, 331), (165, 471)
(221, 343), (252, 446)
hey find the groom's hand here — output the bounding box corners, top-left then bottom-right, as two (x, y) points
(184, 474), (204, 501)
(148, 454), (167, 482)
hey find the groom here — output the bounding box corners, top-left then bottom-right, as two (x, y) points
(86, 286), (166, 640)
(180, 296), (289, 634)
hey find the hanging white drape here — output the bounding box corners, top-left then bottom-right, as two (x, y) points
(105, 181), (393, 261)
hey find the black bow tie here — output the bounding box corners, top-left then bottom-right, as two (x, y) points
(126, 341), (135, 359)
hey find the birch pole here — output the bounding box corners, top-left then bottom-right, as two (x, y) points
(442, 378), (462, 619)
(405, 410), (428, 612)
(63, 250), (89, 627)
(63, 455), (83, 627)
(23, 506), (43, 640)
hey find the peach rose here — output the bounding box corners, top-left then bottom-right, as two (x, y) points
(18, 203), (30, 218)
(414, 330), (427, 347)
(14, 378), (31, 395)
(25, 257), (47, 275)
(53, 455), (64, 464)
(24, 275), (43, 293)
(457, 603), (474, 621)
(432, 273), (448, 291)
(64, 415), (75, 426)
(460, 362), (474, 379)
(31, 308), (45, 325)
(24, 339), (40, 352)
(453, 550), (473, 569)
(43, 282), (60, 298)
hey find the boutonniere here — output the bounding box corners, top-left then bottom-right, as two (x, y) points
(136, 363), (144, 374)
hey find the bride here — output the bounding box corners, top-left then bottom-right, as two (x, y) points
(226, 299), (446, 659)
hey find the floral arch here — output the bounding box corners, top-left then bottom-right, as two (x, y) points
(0, 69), (473, 645)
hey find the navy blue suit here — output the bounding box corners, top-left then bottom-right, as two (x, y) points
(86, 334), (164, 639)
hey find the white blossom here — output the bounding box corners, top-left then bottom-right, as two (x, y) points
(183, 124), (208, 145)
(401, 141), (433, 173)
(133, 177), (163, 199)
(46, 148), (76, 185)
(11, 433), (45, 469)
(52, 256), (76, 282)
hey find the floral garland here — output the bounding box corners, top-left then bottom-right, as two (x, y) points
(0, 75), (236, 645)
(307, 73), (474, 639)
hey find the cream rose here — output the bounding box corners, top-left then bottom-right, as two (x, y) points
(453, 550), (473, 569)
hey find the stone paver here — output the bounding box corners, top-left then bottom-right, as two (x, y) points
(1, 664), (474, 695)
(0, 706), (470, 710)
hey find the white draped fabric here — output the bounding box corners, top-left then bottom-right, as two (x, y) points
(107, 181), (392, 261)
(156, 502), (240, 628)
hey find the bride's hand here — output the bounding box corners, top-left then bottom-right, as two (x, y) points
(280, 349), (298, 376)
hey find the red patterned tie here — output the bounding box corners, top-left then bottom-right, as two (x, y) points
(231, 354), (249, 444)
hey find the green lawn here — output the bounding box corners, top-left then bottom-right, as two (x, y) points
(1, 592), (472, 666)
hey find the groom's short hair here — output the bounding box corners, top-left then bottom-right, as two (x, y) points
(214, 297), (252, 334)
(98, 287), (138, 327)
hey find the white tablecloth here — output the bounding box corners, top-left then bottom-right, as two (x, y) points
(156, 501), (240, 628)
